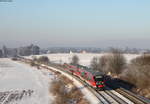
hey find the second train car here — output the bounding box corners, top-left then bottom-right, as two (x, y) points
(63, 63), (105, 90)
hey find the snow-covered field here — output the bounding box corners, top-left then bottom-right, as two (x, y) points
(0, 53), (141, 104)
(0, 58), (54, 104)
(0, 58), (102, 104)
(29, 53), (141, 67)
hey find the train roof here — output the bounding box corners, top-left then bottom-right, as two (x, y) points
(71, 64), (104, 76)
(93, 71), (104, 76)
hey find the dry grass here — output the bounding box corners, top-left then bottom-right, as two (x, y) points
(50, 75), (89, 104)
(30, 61), (36, 66)
(67, 86), (83, 102)
(77, 99), (90, 104)
(50, 80), (63, 96)
(59, 75), (73, 85)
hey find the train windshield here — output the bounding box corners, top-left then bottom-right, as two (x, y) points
(94, 76), (103, 81)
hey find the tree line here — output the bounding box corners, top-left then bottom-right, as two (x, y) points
(0, 44), (40, 58)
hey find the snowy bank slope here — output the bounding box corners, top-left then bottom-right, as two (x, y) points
(0, 58), (54, 104)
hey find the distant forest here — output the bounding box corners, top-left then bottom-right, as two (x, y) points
(1, 45), (150, 58)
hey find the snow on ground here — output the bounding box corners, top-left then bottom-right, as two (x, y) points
(28, 53), (141, 67)
(0, 58), (54, 104)
(0, 57), (106, 104)
(0, 58), (100, 104)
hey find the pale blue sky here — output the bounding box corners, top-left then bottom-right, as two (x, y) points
(0, 0), (150, 48)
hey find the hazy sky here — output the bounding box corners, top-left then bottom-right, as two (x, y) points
(0, 0), (150, 48)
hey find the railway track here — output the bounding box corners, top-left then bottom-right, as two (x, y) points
(104, 87), (134, 104)
(115, 88), (150, 104)
(41, 63), (134, 104)
(46, 63), (150, 104)
(46, 64), (107, 104)
(106, 81), (150, 104)
(101, 90), (127, 104)
(18, 58), (150, 104)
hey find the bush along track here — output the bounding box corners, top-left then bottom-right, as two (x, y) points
(50, 75), (90, 104)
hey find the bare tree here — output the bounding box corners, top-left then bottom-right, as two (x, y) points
(71, 55), (79, 65)
(122, 55), (150, 89)
(92, 48), (126, 75)
(108, 48), (126, 75)
(37, 56), (49, 64)
(90, 57), (99, 71)
(90, 56), (109, 73)
(98, 55), (109, 74)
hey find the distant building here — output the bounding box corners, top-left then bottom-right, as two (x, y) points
(0, 49), (3, 58)
(7, 48), (18, 57)
(47, 50), (51, 54)
(80, 50), (87, 54)
(18, 44), (40, 56)
(69, 51), (73, 54)
(2, 45), (8, 57)
(18, 46), (31, 56)
(31, 45), (40, 55)
(0, 44), (40, 58)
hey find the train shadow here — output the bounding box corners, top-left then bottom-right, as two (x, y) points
(104, 76), (135, 91)
(72, 78), (135, 92)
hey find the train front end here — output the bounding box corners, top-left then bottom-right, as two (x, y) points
(94, 75), (105, 90)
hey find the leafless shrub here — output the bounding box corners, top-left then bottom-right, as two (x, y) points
(123, 55), (150, 89)
(90, 48), (126, 76)
(37, 56), (49, 64)
(71, 55), (79, 65)
(32, 56), (37, 61)
(131, 54), (150, 65)
(90, 57), (99, 71)
(30, 61), (36, 66)
(90, 56), (109, 73)
(11, 57), (18, 61)
(107, 48), (126, 75)
(98, 55), (110, 74)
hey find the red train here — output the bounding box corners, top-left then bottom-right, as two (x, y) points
(63, 63), (105, 90)
(18, 57), (105, 90)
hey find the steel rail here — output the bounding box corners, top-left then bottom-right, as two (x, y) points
(18, 58), (150, 104)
